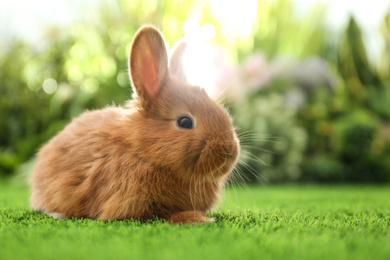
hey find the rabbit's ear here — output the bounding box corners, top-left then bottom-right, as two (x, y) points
(169, 40), (187, 82)
(129, 26), (169, 105)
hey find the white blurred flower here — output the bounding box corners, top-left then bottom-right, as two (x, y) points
(285, 89), (306, 110)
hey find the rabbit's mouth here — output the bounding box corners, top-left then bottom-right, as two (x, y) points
(194, 137), (240, 179)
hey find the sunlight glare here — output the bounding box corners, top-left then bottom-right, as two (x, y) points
(183, 41), (219, 98)
(182, 20), (221, 98)
(209, 0), (258, 43)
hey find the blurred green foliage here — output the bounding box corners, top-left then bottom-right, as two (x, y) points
(228, 3), (390, 183)
(333, 111), (390, 182)
(234, 94), (307, 182)
(0, 0), (389, 183)
(298, 13), (390, 183)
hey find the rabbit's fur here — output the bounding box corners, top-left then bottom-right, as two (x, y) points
(30, 26), (240, 224)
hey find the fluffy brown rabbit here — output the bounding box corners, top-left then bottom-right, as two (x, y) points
(30, 25), (240, 224)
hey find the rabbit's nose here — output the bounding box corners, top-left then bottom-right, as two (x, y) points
(224, 140), (239, 159)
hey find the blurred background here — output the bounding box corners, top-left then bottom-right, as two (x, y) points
(0, 0), (389, 184)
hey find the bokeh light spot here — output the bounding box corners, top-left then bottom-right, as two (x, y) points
(117, 72), (129, 88)
(100, 56), (117, 78)
(81, 78), (99, 94)
(67, 65), (83, 82)
(42, 78), (57, 94)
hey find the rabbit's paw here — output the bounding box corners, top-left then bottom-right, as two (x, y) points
(167, 211), (214, 225)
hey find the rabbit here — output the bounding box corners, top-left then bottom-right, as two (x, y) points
(30, 25), (240, 224)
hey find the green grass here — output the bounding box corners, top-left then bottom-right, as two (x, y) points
(1, 180), (389, 260)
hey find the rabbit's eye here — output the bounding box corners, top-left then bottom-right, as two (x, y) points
(177, 116), (194, 129)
